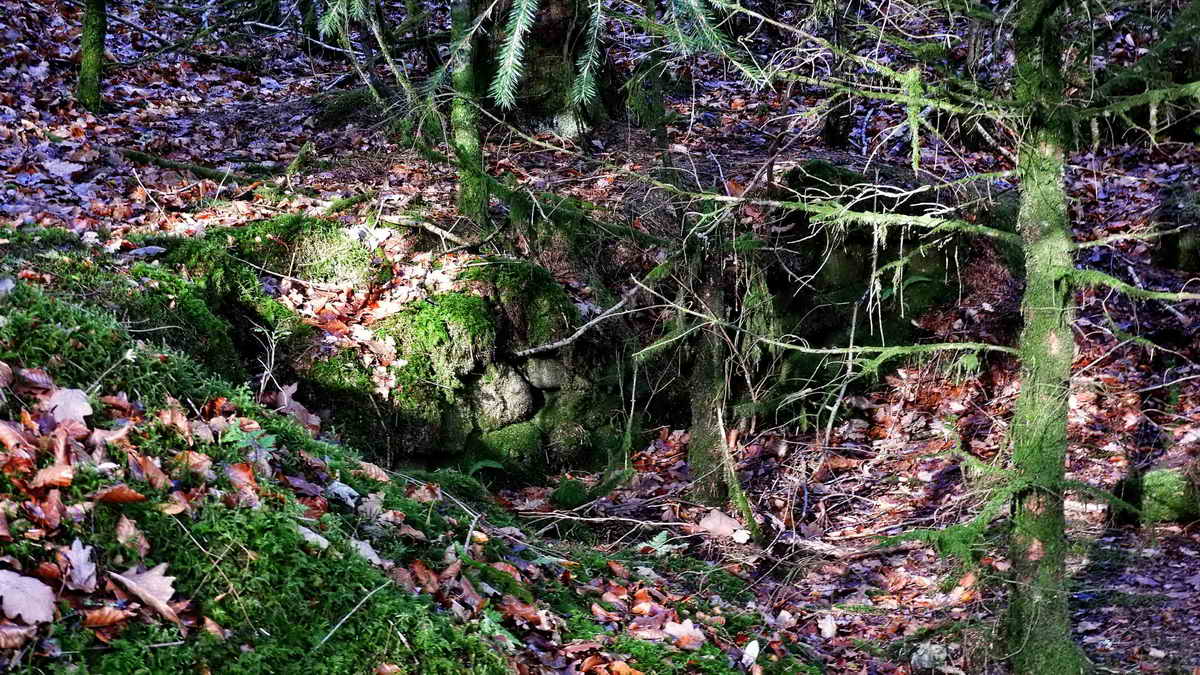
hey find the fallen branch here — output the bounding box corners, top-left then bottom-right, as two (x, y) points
(378, 216), (472, 247)
(514, 290), (636, 358)
(122, 149), (255, 185)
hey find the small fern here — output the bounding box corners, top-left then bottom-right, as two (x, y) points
(638, 530), (688, 557)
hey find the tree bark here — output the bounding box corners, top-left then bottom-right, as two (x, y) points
(688, 255), (729, 505)
(1005, 1), (1087, 672)
(77, 0), (107, 112)
(451, 0), (488, 225)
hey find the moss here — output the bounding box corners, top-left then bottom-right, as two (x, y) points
(1141, 468), (1199, 522)
(476, 422), (543, 469)
(382, 293), (496, 384)
(315, 88), (379, 129)
(550, 478), (591, 508)
(76, 472), (506, 674)
(326, 191), (377, 215)
(0, 284), (226, 413)
(462, 259), (576, 347)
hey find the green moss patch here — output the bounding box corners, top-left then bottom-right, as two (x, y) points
(1141, 468), (1199, 523)
(462, 259), (577, 348)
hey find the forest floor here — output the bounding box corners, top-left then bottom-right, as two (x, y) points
(3, 1), (1200, 673)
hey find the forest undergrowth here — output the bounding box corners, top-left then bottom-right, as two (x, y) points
(1, 0), (1200, 673)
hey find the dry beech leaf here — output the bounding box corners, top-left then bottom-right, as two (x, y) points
(698, 509), (741, 538)
(82, 606), (135, 628)
(397, 523), (427, 541)
(375, 664), (402, 675)
(225, 463), (260, 508)
(88, 424), (133, 450)
(156, 401), (191, 443)
(202, 616), (227, 639)
(127, 451), (170, 490)
(27, 489), (64, 530)
(110, 563), (179, 625)
(0, 423), (30, 452)
(609, 662), (644, 675)
(406, 483), (441, 503)
(93, 484), (147, 504)
(174, 450), (212, 476)
(16, 369), (53, 392)
(355, 461), (390, 483)
(64, 538), (98, 592)
(116, 515), (150, 557)
(0, 570), (55, 624)
(46, 388), (92, 425)
(32, 462), (74, 489)
(159, 492), (190, 515)
(0, 623), (36, 649)
(664, 619), (707, 650)
(0, 361), (11, 388)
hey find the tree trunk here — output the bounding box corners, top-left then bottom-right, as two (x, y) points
(77, 0), (106, 112)
(1005, 1), (1087, 672)
(688, 255), (729, 505)
(451, 0), (488, 225)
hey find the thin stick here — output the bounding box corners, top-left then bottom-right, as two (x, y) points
(514, 291), (634, 358)
(313, 581), (390, 652)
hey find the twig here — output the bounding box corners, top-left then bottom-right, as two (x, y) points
(514, 291), (635, 358)
(1137, 372), (1200, 393)
(518, 511), (692, 528)
(378, 217), (472, 247)
(312, 581), (390, 652)
(122, 149), (255, 185)
(228, 255), (343, 291)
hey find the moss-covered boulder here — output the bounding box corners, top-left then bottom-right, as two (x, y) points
(476, 421), (543, 468)
(472, 363), (535, 431)
(462, 258), (578, 350)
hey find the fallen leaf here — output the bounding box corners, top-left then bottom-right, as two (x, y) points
(94, 484), (147, 503)
(174, 450), (213, 477)
(110, 563), (180, 624)
(46, 388), (92, 425)
(817, 614), (837, 639)
(127, 451), (170, 490)
(664, 619), (706, 650)
(0, 570), (55, 623)
(406, 483), (441, 503)
(0, 623), (36, 648)
(203, 616), (228, 639)
(355, 461), (390, 483)
(610, 661), (644, 675)
(83, 606), (136, 628)
(156, 403), (191, 443)
(64, 539), (98, 592)
(32, 461), (74, 489)
(116, 515), (150, 557)
(225, 463), (260, 508)
(698, 509), (741, 538)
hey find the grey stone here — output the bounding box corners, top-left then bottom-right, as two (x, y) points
(473, 364), (534, 430)
(525, 358), (570, 390)
(910, 642), (949, 672)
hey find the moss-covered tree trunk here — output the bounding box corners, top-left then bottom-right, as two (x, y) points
(1005, 1), (1087, 672)
(77, 0), (106, 112)
(688, 255), (729, 505)
(451, 0), (488, 224)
